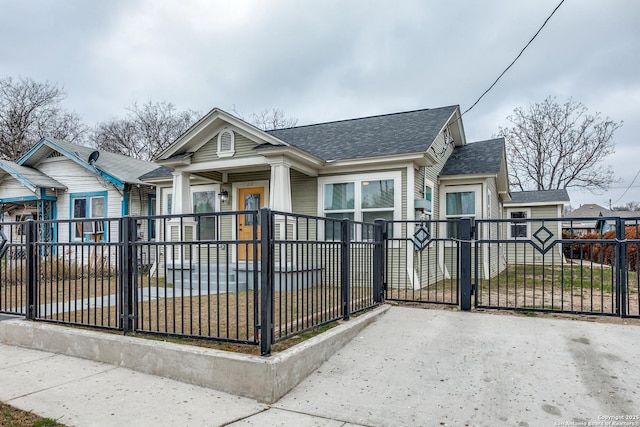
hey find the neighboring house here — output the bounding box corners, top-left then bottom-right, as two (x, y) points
(563, 203), (637, 236)
(503, 189), (570, 263)
(143, 106), (516, 284)
(0, 138), (158, 245)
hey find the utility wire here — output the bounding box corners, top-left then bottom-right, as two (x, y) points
(610, 168), (640, 206)
(462, 0), (566, 116)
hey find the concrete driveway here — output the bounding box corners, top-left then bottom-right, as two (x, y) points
(273, 307), (640, 426)
(2, 307), (640, 426)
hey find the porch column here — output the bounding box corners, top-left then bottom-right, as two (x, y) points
(171, 171), (193, 215)
(168, 171), (195, 269)
(268, 157), (292, 213)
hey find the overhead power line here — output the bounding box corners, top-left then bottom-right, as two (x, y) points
(611, 168), (640, 206)
(462, 0), (566, 116)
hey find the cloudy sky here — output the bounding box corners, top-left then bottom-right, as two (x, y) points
(1, 0), (638, 208)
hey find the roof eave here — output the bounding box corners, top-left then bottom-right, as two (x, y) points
(155, 108), (291, 161)
(322, 152), (434, 173)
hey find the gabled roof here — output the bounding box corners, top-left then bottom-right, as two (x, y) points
(19, 138), (159, 189)
(155, 108), (289, 161)
(505, 189), (570, 205)
(569, 203), (638, 219)
(266, 106), (459, 161)
(0, 159), (66, 193)
(440, 138), (504, 176)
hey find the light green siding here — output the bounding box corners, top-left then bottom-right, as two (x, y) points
(501, 204), (564, 266)
(291, 170), (317, 216)
(191, 132), (262, 163)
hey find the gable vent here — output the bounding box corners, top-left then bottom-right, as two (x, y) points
(217, 129), (235, 158)
(46, 151), (63, 159)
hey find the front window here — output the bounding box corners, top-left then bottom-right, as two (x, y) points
(71, 192), (106, 240)
(324, 182), (354, 240)
(321, 173), (400, 240)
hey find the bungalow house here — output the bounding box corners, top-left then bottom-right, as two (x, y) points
(0, 138), (158, 246)
(143, 105), (517, 286)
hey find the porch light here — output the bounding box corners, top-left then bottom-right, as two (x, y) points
(218, 190), (229, 204)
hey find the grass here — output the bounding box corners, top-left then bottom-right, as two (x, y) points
(0, 402), (64, 427)
(127, 320), (339, 355)
(477, 263), (639, 313)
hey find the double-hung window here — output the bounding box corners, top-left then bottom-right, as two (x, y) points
(444, 185), (480, 239)
(71, 192), (106, 241)
(321, 172), (400, 241)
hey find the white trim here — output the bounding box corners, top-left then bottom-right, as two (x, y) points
(217, 128), (235, 158)
(323, 152), (435, 172)
(407, 166), (415, 221)
(157, 108), (291, 160)
(504, 201), (567, 208)
(317, 171), (402, 241)
(423, 178), (434, 216)
(440, 183), (482, 240)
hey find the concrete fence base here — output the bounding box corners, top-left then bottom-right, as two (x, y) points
(0, 305), (389, 403)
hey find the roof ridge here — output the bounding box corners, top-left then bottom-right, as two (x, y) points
(267, 105), (459, 132)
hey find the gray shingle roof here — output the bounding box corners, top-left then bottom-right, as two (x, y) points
(139, 166), (174, 180)
(266, 106), (458, 161)
(39, 139), (160, 185)
(569, 203), (638, 218)
(0, 160), (66, 191)
(505, 189), (570, 205)
(440, 138), (504, 176)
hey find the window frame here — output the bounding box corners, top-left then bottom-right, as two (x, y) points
(442, 184), (481, 239)
(161, 184), (221, 240)
(507, 208), (531, 239)
(318, 171), (402, 241)
(424, 178), (434, 216)
(69, 191), (107, 241)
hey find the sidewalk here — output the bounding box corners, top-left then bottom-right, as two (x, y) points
(2, 308), (640, 426)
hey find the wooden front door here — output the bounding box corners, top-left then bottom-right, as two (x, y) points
(238, 187), (265, 260)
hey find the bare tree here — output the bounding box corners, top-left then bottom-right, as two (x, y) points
(93, 101), (200, 161)
(498, 97), (622, 192)
(0, 76), (87, 160)
(232, 106), (298, 130)
(612, 201), (640, 211)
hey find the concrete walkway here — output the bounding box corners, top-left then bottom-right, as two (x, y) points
(2, 307), (640, 426)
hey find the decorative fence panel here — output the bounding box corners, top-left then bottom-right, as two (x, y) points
(0, 209), (383, 355)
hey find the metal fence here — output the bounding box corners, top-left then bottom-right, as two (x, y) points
(0, 209), (382, 355)
(4, 211), (639, 354)
(380, 216), (640, 319)
(383, 218), (464, 306)
(473, 216), (640, 318)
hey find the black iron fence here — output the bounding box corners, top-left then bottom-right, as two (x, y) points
(0, 209), (383, 355)
(379, 216), (640, 318)
(472, 216), (640, 318)
(3, 212), (639, 354)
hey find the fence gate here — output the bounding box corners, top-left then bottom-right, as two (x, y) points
(473, 216), (638, 317)
(383, 219), (470, 306)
